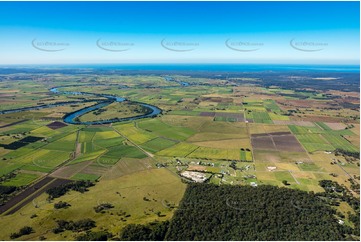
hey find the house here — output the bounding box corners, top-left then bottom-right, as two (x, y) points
(267, 166), (277, 171)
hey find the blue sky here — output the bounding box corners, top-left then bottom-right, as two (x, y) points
(0, 1), (359, 65)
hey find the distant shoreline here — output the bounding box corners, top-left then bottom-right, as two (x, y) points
(0, 63), (359, 73)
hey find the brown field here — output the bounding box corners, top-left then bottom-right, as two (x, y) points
(272, 134), (305, 152)
(81, 164), (110, 176)
(102, 157), (153, 180)
(0, 177), (71, 215)
(50, 161), (93, 179)
(187, 165), (206, 171)
(344, 135), (360, 148)
(251, 136), (276, 150)
(46, 121), (68, 130)
(200, 112), (215, 117)
(251, 132), (304, 152)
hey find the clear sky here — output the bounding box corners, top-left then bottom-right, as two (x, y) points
(0, 1), (359, 65)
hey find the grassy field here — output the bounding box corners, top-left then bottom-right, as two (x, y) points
(0, 169), (186, 240)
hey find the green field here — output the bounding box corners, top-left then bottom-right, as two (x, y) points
(104, 145), (147, 159)
(322, 133), (359, 152)
(315, 122), (332, 131)
(250, 111), (273, 124)
(156, 142), (199, 157)
(263, 99), (282, 112)
(296, 134), (334, 152)
(71, 173), (100, 181)
(140, 137), (177, 153)
(138, 119), (196, 141)
(1, 173), (40, 187)
(240, 149), (253, 161)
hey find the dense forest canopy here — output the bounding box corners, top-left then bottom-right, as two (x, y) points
(121, 183), (358, 241)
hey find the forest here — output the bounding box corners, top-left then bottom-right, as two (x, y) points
(120, 183), (357, 241)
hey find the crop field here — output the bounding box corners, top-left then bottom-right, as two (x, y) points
(113, 123), (157, 144)
(156, 142), (199, 157)
(249, 111), (273, 124)
(240, 149), (253, 161)
(103, 145), (147, 159)
(140, 137), (177, 153)
(316, 122), (332, 130)
(1, 173), (40, 187)
(188, 147), (240, 160)
(322, 133), (359, 152)
(192, 138), (251, 149)
(263, 99), (282, 112)
(138, 119), (196, 141)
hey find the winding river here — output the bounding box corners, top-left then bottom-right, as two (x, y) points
(0, 86), (162, 125)
(0, 77), (191, 125)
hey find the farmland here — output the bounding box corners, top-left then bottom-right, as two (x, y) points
(0, 69), (359, 240)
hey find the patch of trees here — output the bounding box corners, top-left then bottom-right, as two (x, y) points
(0, 171), (17, 183)
(348, 178), (360, 193)
(119, 221), (169, 241)
(0, 185), (16, 195)
(93, 203), (114, 213)
(229, 161), (237, 170)
(318, 180), (344, 193)
(348, 213), (360, 236)
(0, 185), (17, 205)
(54, 201), (71, 209)
(164, 183), (351, 240)
(10, 226), (34, 239)
(46, 180), (94, 200)
(335, 148), (360, 159)
(52, 219), (96, 234)
(76, 230), (113, 241)
(93, 108), (106, 116)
